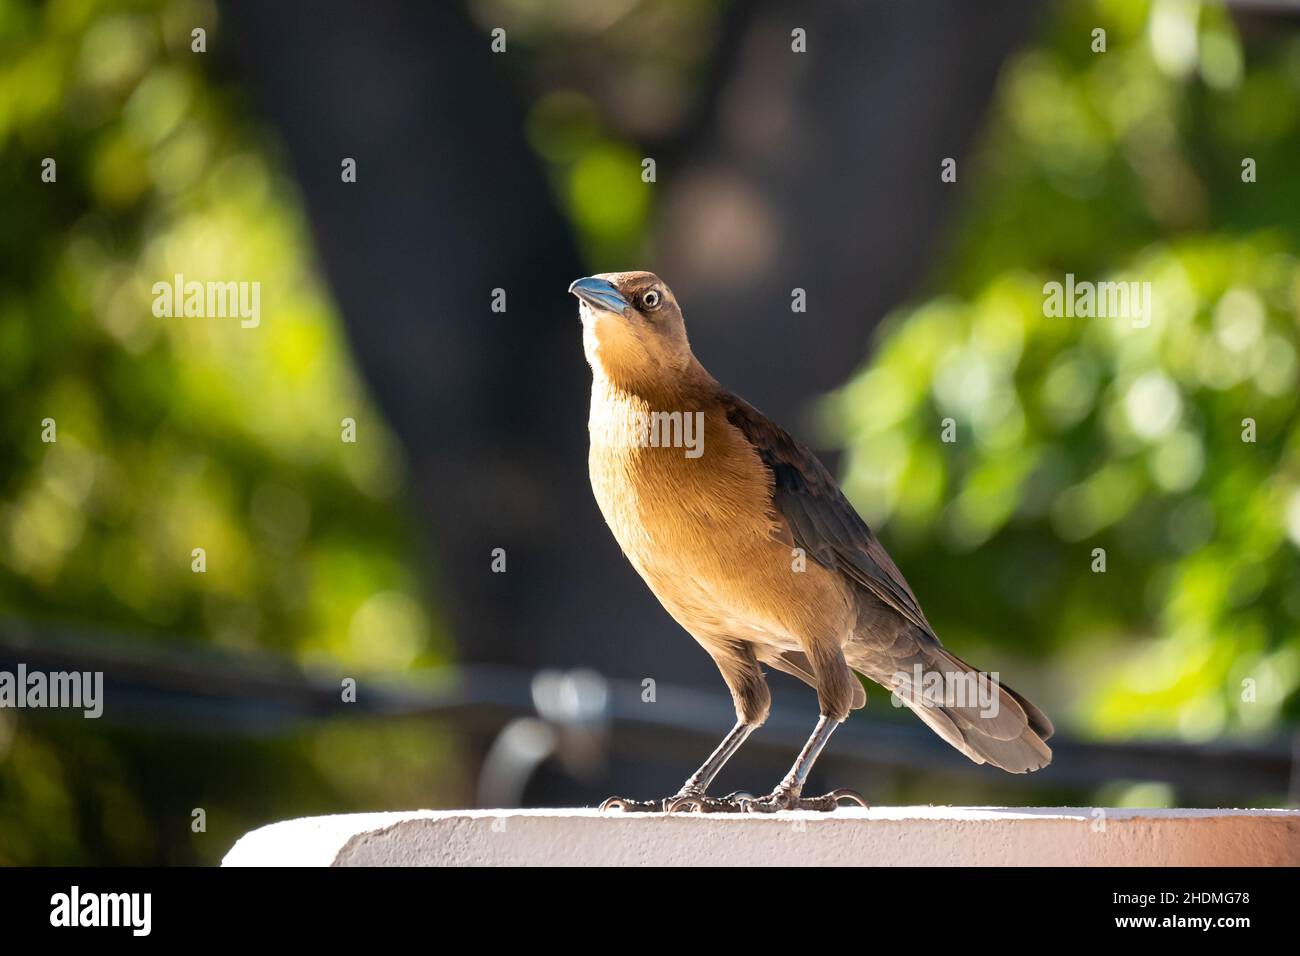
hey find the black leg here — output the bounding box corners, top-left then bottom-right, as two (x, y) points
(599, 720), (755, 813)
(740, 715), (868, 812)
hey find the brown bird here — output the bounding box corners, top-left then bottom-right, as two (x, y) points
(570, 271), (1053, 813)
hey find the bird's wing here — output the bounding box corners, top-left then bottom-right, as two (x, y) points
(722, 394), (934, 635)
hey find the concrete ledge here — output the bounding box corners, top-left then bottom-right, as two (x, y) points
(222, 807), (1300, 866)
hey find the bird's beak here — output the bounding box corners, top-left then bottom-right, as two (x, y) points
(568, 276), (629, 315)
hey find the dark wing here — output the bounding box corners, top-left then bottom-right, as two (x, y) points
(723, 393), (934, 635)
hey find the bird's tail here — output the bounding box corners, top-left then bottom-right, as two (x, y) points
(855, 646), (1054, 773)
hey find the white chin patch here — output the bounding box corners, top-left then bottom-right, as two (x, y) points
(578, 301), (611, 327)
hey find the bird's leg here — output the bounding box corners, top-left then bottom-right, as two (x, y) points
(662, 720), (758, 813)
(740, 714), (868, 813)
(599, 720), (754, 813)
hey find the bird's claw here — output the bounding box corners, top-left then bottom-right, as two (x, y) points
(598, 789), (712, 813)
(738, 787), (869, 813)
(664, 793), (751, 814)
(663, 794), (704, 814)
(600, 789), (757, 814)
(800, 787), (870, 811)
(600, 787), (866, 814)
(598, 796), (664, 813)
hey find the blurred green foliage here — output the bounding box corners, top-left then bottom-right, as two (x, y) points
(3, 0), (1298, 861)
(0, 0), (453, 863)
(830, 0), (1300, 744)
(487, 0), (726, 265)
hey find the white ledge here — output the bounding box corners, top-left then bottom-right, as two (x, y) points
(222, 807), (1300, 867)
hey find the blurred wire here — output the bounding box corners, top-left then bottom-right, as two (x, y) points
(0, 618), (1293, 806)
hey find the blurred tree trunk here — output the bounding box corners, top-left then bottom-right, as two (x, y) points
(652, 0), (1043, 452)
(222, 0), (674, 682)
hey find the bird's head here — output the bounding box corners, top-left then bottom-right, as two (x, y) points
(569, 271), (693, 387)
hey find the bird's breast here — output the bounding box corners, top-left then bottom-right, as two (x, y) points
(587, 385), (789, 607)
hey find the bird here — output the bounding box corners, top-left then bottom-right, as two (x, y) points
(569, 271), (1053, 813)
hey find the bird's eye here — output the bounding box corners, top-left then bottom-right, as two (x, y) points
(642, 290), (661, 310)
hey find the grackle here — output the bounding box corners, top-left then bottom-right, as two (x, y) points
(570, 272), (1053, 813)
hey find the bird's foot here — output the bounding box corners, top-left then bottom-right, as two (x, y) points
(600, 786), (757, 814)
(598, 786), (715, 813)
(739, 786), (869, 813)
(662, 790), (754, 814)
(597, 796), (666, 813)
